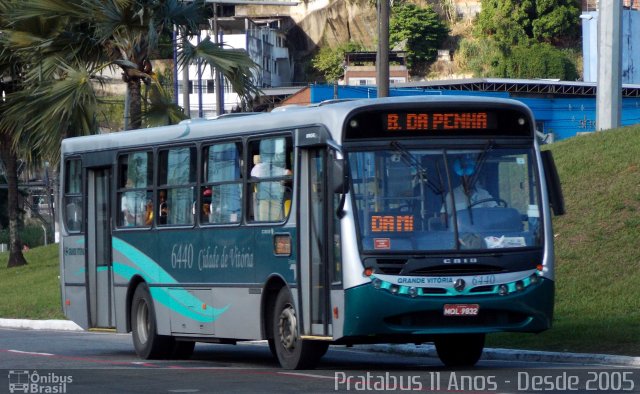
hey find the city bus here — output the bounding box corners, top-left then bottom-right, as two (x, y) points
(59, 96), (564, 369)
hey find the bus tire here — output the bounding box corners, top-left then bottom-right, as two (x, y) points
(131, 283), (172, 359)
(267, 338), (277, 357)
(434, 333), (485, 367)
(272, 288), (328, 369)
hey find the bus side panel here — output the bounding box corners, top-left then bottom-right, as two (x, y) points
(60, 235), (89, 329)
(330, 289), (345, 339)
(113, 285), (129, 333)
(204, 289), (262, 339)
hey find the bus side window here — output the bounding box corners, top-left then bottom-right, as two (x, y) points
(202, 141), (243, 224)
(64, 159), (83, 232)
(117, 151), (153, 227)
(158, 146), (196, 226)
(248, 136), (292, 222)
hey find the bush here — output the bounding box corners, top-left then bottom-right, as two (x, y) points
(0, 224), (50, 249)
(496, 42), (579, 80)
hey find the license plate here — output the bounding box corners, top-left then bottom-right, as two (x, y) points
(443, 304), (479, 316)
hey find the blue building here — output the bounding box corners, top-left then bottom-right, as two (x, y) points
(290, 79), (640, 141)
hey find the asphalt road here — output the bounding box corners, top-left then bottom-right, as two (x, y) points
(1, 328), (639, 393)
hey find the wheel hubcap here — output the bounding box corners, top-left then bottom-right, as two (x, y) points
(136, 300), (149, 344)
(278, 304), (297, 351)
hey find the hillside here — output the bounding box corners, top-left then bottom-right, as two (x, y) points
(489, 125), (640, 355)
(1, 126), (640, 355)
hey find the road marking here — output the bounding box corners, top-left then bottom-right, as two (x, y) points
(278, 371), (336, 380)
(8, 349), (54, 356)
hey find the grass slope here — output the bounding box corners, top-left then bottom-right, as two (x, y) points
(0, 244), (64, 319)
(489, 125), (640, 355)
(1, 126), (639, 355)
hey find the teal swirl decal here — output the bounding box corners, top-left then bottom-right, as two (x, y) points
(112, 237), (229, 323)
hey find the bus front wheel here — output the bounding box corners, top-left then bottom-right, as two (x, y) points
(434, 333), (485, 367)
(131, 283), (172, 359)
(272, 288), (328, 369)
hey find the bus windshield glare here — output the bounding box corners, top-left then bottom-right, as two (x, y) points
(348, 146), (542, 252)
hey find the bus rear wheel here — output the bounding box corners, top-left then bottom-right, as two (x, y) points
(131, 283), (173, 359)
(434, 333), (485, 367)
(272, 288), (328, 369)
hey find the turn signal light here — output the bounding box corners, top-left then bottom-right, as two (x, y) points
(363, 267), (374, 277)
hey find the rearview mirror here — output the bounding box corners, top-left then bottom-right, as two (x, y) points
(541, 150), (565, 216)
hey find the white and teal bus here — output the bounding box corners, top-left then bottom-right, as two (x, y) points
(59, 96), (564, 369)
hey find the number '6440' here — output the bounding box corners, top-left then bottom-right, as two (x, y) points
(171, 243), (193, 269)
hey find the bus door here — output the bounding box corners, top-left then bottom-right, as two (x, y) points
(87, 167), (115, 328)
(298, 147), (341, 338)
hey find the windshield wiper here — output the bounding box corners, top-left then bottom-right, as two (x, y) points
(390, 141), (442, 195)
(390, 141), (444, 230)
(468, 140), (494, 190)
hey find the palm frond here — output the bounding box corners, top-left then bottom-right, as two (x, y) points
(179, 36), (261, 101)
(143, 74), (188, 127)
(0, 59), (100, 165)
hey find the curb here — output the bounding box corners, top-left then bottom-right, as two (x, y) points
(361, 343), (640, 367)
(2, 319), (639, 367)
(0, 318), (82, 332)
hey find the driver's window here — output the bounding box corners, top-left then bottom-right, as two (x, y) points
(497, 153), (532, 215)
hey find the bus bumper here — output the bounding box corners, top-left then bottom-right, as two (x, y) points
(341, 277), (554, 340)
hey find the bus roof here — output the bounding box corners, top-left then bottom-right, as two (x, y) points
(61, 95), (533, 155)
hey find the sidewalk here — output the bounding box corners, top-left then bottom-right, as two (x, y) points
(2, 318), (639, 367)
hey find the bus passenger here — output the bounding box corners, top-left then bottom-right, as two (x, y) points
(144, 198), (154, 225)
(202, 188), (212, 222)
(158, 190), (168, 224)
(251, 154), (291, 221)
(121, 179), (147, 226)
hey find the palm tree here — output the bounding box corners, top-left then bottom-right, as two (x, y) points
(5, 0), (259, 131)
(0, 0), (259, 267)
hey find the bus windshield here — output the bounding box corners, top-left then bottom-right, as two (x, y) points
(348, 146), (542, 252)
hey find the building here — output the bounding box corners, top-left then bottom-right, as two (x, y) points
(342, 52), (409, 86)
(278, 79), (640, 141)
(582, 1), (640, 83)
(177, 17), (294, 117)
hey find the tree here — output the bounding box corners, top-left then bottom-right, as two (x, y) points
(3, 0), (259, 131)
(461, 0), (581, 79)
(0, 0), (260, 267)
(311, 42), (364, 83)
(0, 0), (33, 267)
(390, 2), (449, 73)
(475, 0), (580, 49)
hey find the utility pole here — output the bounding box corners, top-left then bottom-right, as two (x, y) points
(182, 32), (191, 118)
(376, 0), (390, 98)
(596, 0), (622, 131)
(213, 4), (224, 116)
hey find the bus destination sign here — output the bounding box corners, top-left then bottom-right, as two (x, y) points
(385, 112), (490, 132)
(344, 106), (532, 140)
